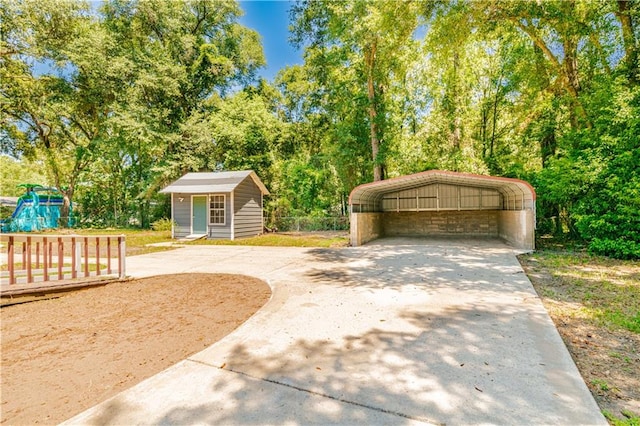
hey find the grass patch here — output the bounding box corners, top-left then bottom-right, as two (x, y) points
(186, 232), (349, 248)
(603, 410), (640, 426)
(519, 249), (640, 423)
(55, 228), (174, 256)
(523, 250), (640, 333)
(3, 229), (347, 254)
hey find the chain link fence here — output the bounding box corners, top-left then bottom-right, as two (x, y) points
(266, 216), (349, 232)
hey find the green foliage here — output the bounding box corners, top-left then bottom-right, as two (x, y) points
(588, 239), (640, 261)
(0, 156), (48, 197)
(569, 83), (639, 259)
(151, 218), (175, 232)
(603, 410), (640, 426)
(2, 0), (639, 246)
(270, 153), (341, 218)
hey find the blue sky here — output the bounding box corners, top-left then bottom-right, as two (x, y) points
(239, 1), (303, 81)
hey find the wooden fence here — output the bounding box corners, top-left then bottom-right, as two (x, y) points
(1, 234), (126, 286)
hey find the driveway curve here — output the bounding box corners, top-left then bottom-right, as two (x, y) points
(63, 237), (605, 425)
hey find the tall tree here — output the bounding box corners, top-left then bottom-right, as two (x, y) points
(1, 0), (110, 223)
(291, 0), (420, 182)
(615, 0), (639, 84)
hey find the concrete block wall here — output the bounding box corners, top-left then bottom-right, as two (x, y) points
(498, 210), (535, 251)
(350, 209), (535, 251)
(350, 213), (383, 247)
(382, 211), (499, 237)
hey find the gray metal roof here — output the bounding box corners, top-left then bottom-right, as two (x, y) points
(160, 171), (269, 195)
(349, 170), (536, 212)
(0, 196), (19, 207)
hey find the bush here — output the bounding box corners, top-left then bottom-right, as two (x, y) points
(151, 218), (174, 231)
(588, 238), (640, 260)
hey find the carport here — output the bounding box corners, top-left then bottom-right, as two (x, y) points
(349, 170), (536, 250)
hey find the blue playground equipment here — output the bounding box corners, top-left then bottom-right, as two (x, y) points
(0, 184), (73, 232)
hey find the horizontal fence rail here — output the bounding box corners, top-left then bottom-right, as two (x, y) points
(1, 234), (126, 286)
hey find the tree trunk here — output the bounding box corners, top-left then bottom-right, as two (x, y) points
(540, 130), (556, 168)
(513, 19), (591, 128)
(365, 38), (383, 182)
(489, 77), (501, 159)
(563, 36), (584, 129)
(616, 0), (639, 84)
(451, 51), (461, 152)
(60, 193), (71, 228)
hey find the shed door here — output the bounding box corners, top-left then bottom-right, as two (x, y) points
(192, 195), (207, 234)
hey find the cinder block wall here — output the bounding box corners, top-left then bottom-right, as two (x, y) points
(383, 211), (500, 237)
(350, 213), (383, 246)
(350, 209), (535, 250)
(498, 210), (535, 250)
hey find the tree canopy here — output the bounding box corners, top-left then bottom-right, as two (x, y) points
(1, 0), (638, 258)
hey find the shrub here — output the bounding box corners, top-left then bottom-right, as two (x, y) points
(151, 218), (174, 232)
(588, 238), (640, 260)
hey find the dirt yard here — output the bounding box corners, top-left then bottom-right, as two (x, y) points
(0, 273), (271, 425)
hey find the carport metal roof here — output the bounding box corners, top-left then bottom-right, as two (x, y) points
(349, 170), (536, 212)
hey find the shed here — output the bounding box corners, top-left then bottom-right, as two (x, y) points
(349, 170), (536, 250)
(160, 170), (269, 240)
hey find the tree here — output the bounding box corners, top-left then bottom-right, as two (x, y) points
(95, 0), (265, 226)
(291, 0), (421, 182)
(2, 0), (266, 228)
(0, 155), (47, 198)
(1, 0), (110, 224)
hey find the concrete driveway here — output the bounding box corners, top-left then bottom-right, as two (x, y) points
(63, 237), (605, 425)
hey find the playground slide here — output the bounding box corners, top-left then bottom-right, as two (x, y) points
(11, 197), (26, 219)
(2, 195), (65, 232)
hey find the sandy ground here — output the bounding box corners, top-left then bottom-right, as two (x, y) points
(0, 273), (271, 425)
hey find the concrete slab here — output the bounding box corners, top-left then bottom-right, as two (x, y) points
(62, 238), (606, 425)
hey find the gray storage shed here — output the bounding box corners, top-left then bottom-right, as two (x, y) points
(160, 170), (269, 240)
(349, 170), (536, 250)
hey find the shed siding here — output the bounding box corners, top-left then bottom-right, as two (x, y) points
(173, 193), (192, 238)
(208, 194), (232, 239)
(233, 177), (263, 239)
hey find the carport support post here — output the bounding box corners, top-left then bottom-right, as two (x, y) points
(350, 212), (383, 246)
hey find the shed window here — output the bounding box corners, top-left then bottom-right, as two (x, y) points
(209, 194), (225, 225)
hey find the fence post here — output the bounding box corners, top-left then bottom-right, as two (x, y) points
(118, 236), (126, 279)
(57, 237), (63, 280)
(43, 237), (49, 282)
(96, 237), (101, 276)
(8, 236), (15, 285)
(21, 242), (26, 271)
(26, 236), (32, 283)
(107, 237), (112, 274)
(72, 237), (79, 279)
(83, 237), (89, 277)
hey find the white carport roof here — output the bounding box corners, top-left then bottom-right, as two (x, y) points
(349, 170), (535, 211)
(160, 170), (269, 195)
